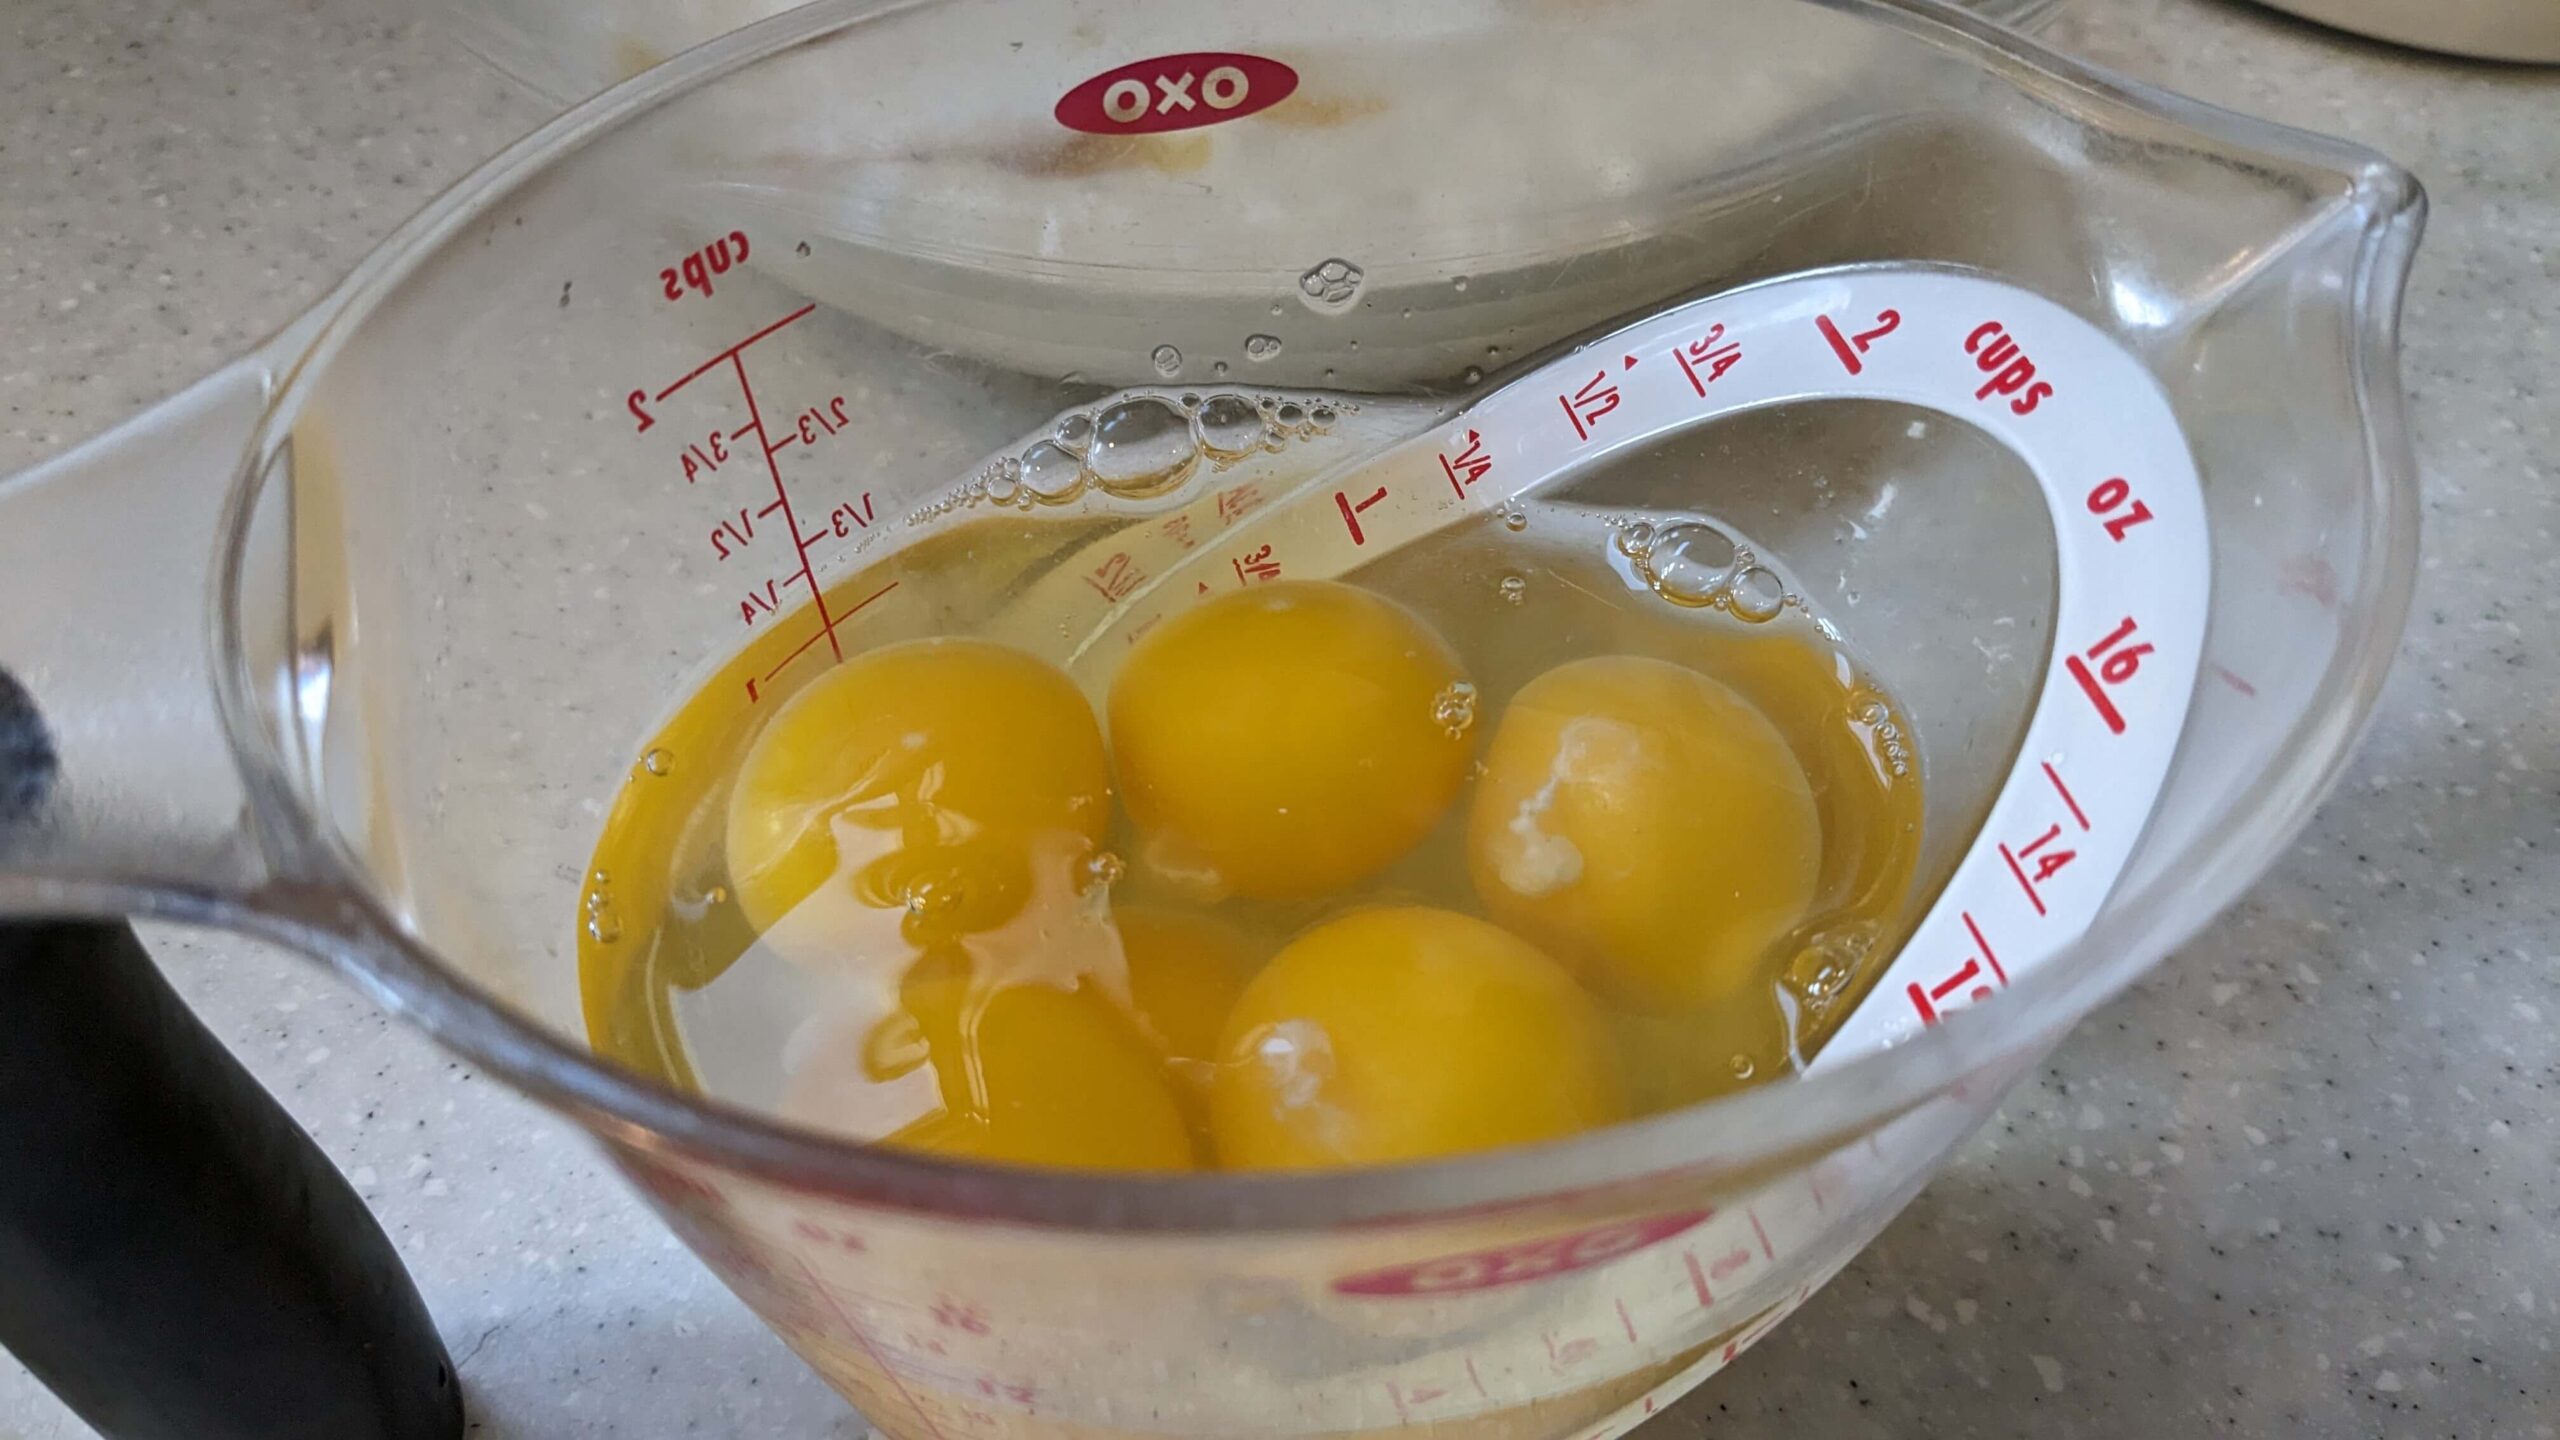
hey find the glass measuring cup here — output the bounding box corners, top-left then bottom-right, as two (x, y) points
(0, 0), (2422, 1434)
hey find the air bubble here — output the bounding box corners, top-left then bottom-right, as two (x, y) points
(1244, 334), (1284, 363)
(1640, 522), (1740, 607)
(1728, 564), (1787, 622)
(904, 875), (963, 919)
(1308, 404), (1338, 427)
(1613, 520), (1657, 559)
(1269, 302), (1285, 317)
(982, 457), (1023, 505)
(1212, 360), (1230, 378)
(1018, 440), (1087, 504)
(1729, 1054), (1757, 1081)
(1498, 574), (1527, 605)
(1452, 275), (1471, 293)
(1179, 392), (1202, 410)
(1150, 343), (1183, 378)
(1053, 412), (1095, 455)
(639, 747), (673, 776)
(1783, 928), (1875, 1017)
(1274, 401), (1308, 430)
(1431, 681), (1480, 738)
(583, 875), (621, 944)
(1501, 507), (1529, 533)
(1087, 397), (1199, 497)
(1193, 393), (1265, 459)
(1080, 851), (1127, 893)
(1462, 366), (1484, 386)
(1297, 258), (1363, 312)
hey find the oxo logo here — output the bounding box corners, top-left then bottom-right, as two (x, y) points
(1054, 52), (1298, 135)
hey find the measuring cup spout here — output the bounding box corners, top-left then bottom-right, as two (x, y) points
(0, 356), (279, 918)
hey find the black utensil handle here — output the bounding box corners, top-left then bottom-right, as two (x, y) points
(0, 917), (463, 1440)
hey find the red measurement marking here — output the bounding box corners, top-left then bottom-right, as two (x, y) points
(1216, 483), (1264, 524)
(800, 1260), (952, 1440)
(826, 492), (877, 539)
(1557, 368), (1624, 441)
(789, 1220), (869, 1253)
(1335, 486), (1387, 545)
(931, 1298), (990, 1336)
(710, 507), (756, 560)
(1747, 1209), (1775, 1262)
(1161, 512), (1198, 550)
(1545, 1331), (1600, 1372)
(1082, 551), (1144, 603)
(654, 303), (817, 402)
(1616, 1298), (1639, 1344)
(1998, 825), (2074, 916)
(1684, 1249), (1715, 1308)
(1910, 912), (2008, 1024)
(734, 351), (841, 666)
(2042, 761), (2089, 831)
(1466, 1356), (1489, 1400)
(1674, 324), (1743, 394)
(761, 582), (897, 684)
(2213, 664), (2259, 698)
(2063, 615), (2152, 736)
(1817, 308), (1899, 375)
(1964, 320), (2054, 414)
(1964, 910), (2008, 985)
(1439, 428), (1492, 498)
(1231, 544), (1280, 584)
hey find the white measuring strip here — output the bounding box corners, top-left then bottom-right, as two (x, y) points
(1032, 264), (2209, 1064)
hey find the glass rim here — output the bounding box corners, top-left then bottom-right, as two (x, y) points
(195, 0), (2423, 1233)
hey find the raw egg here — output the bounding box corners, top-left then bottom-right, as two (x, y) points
(1467, 654), (1820, 1009)
(1211, 906), (1627, 1169)
(723, 638), (1111, 954)
(1108, 580), (1472, 899)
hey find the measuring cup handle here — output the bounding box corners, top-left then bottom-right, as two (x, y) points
(0, 916), (463, 1440)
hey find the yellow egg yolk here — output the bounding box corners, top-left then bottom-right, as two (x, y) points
(1211, 906), (1627, 1169)
(784, 956), (1196, 1172)
(1107, 580), (1473, 900)
(723, 638), (1111, 959)
(1466, 654), (1821, 1009)
(1110, 905), (1260, 1109)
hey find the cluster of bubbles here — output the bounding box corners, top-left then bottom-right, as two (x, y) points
(1298, 258), (1364, 312)
(1431, 680), (1480, 739)
(1612, 517), (1795, 624)
(927, 391), (1346, 520)
(1854, 695), (1914, 779)
(583, 868), (622, 945)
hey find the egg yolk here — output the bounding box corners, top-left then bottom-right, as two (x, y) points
(1107, 580), (1473, 900)
(786, 956), (1196, 1172)
(1466, 654), (1820, 1009)
(1211, 906), (1628, 1169)
(723, 638), (1111, 954)
(1111, 905), (1260, 1108)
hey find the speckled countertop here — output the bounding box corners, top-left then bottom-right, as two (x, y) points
(1, 0), (2553, 1436)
